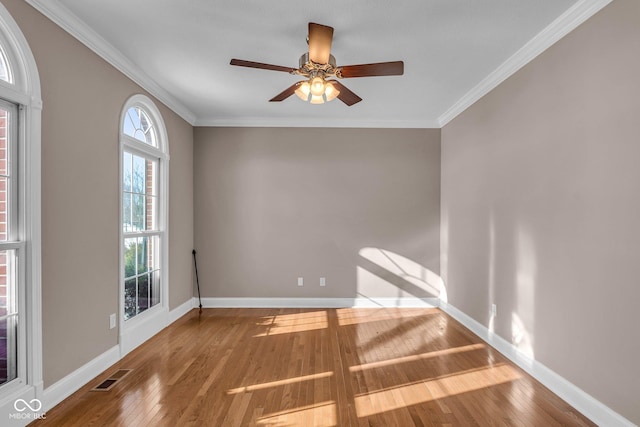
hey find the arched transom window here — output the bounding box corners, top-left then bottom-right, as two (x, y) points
(123, 105), (157, 147)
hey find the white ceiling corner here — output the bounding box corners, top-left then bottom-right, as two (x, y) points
(25, 0), (197, 125)
(26, 0), (610, 129)
(437, 0), (613, 127)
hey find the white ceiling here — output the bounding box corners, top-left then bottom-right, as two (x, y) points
(28, 0), (604, 128)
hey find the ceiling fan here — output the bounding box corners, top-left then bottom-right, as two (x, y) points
(230, 23), (404, 106)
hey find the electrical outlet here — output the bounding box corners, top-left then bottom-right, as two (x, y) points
(491, 304), (497, 317)
(320, 277), (326, 287)
(109, 313), (116, 329)
(298, 277), (304, 287)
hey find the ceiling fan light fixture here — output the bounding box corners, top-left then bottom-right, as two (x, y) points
(310, 76), (325, 96)
(310, 94), (325, 104)
(324, 82), (340, 102)
(295, 81), (311, 101)
(231, 22), (404, 107)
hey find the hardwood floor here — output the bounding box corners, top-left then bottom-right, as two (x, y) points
(33, 308), (595, 426)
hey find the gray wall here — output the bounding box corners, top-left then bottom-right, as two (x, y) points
(194, 127), (440, 300)
(4, 0), (194, 387)
(441, 0), (640, 423)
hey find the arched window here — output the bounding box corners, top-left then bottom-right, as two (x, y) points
(120, 95), (168, 326)
(123, 105), (158, 147)
(0, 1), (42, 413)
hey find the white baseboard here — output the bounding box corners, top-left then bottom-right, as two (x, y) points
(352, 297), (440, 308)
(168, 298), (196, 323)
(439, 301), (635, 427)
(40, 298), (195, 416)
(199, 297), (440, 308)
(119, 307), (169, 357)
(121, 298), (196, 356)
(42, 345), (119, 413)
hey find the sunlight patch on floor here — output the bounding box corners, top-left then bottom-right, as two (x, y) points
(254, 310), (328, 336)
(355, 363), (522, 417)
(336, 307), (437, 326)
(349, 343), (486, 373)
(257, 401), (336, 427)
(227, 371), (334, 395)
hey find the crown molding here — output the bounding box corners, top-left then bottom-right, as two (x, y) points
(25, 0), (197, 125)
(25, 0), (612, 130)
(438, 0), (613, 127)
(194, 116), (441, 128)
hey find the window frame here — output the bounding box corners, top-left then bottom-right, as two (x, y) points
(119, 95), (169, 337)
(0, 0), (43, 414)
(0, 98), (25, 392)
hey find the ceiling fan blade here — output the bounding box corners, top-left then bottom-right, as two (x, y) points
(230, 59), (296, 73)
(269, 82), (303, 102)
(339, 61), (404, 78)
(308, 23), (333, 64)
(330, 80), (362, 106)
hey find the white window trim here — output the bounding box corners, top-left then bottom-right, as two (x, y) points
(0, 99), (21, 387)
(118, 94), (169, 357)
(0, 1), (43, 422)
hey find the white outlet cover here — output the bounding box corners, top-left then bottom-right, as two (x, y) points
(320, 277), (326, 287)
(298, 277), (304, 287)
(109, 313), (117, 329)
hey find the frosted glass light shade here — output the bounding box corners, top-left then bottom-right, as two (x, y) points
(310, 94), (325, 104)
(295, 82), (311, 101)
(295, 78), (339, 104)
(310, 77), (325, 96)
(324, 82), (340, 102)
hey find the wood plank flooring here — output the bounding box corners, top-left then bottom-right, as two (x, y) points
(32, 308), (595, 426)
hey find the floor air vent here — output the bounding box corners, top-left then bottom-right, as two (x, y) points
(91, 369), (132, 392)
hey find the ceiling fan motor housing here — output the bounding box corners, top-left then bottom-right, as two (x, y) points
(295, 52), (340, 79)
